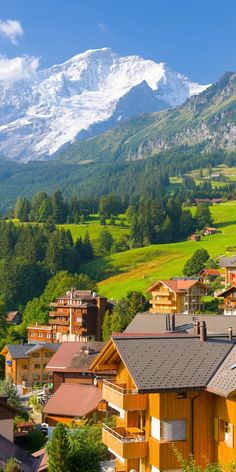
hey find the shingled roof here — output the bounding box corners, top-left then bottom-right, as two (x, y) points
(0, 434), (39, 472)
(207, 344), (236, 397)
(46, 341), (105, 372)
(4, 343), (60, 359)
(125, 313), (236, 336)
(112, 335), (233, 393)
(43, 383), (102, 417)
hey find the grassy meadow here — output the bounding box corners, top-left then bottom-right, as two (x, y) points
(83, 201), (236, 300)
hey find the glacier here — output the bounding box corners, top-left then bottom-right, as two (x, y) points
(0, 48), (209, 162)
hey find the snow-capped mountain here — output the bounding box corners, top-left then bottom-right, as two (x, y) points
(0, 48), (209, 161)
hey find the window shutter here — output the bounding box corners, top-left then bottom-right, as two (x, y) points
(214, 417), (219, 441)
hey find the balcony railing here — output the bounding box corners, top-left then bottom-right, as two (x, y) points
(103, 380), (148, 411)
(49, 319), (69, 326)
(102, 424), (148, 459)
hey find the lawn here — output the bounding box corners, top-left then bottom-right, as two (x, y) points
(83, 201), (236, 300)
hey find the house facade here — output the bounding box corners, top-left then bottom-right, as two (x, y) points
(91, 329), (236, 472)
(220, 256), (236, 287)
(1, 343), (60, 392)
(27, 289), (110, 344)
(198, 268), (220, 284)
(147, 279), (206, 315)
(218, 286), (236, 316)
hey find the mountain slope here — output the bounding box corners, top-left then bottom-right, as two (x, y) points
(0, 48), (207, 162)
(56, 71), (236, 164)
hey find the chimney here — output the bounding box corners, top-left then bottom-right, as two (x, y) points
(194, 320), (200, 335)
(171, 313), (175, 331)
(228, 327), (233, 341)
(200, 321), (207, 342)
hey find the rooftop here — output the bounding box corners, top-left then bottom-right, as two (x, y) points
(220, 256), (236, 268)
(46, 341), (105, 372)
(147, 279), (204, 294)
(113, 334), (233, 393)
(2, 343), (60, 359)
(43, 383), (102, 417)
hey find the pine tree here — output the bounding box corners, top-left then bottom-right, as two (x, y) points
(83, 231), (94, 260)
(47, 423), (69, 472)
(102, 310), (112, 341)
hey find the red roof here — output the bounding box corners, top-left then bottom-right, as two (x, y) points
(6, 311), (18, 322)
(32, 448), (47, 471)
(199, 269), (220, 276)
(43, 384), (102, 417)
(46, 341), (105, 372)
(147, 279), (205, 294)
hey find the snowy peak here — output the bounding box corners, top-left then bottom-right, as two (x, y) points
(0, 48), (209, 161)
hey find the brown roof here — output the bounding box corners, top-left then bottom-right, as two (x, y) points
(46, 341), (105, 372)
(6, 311), (18, 322)
(32, 448), (47, 471)
(217, 286), (236, 298)
(147, 279), (204, 294)
(43, 383), (102, 417)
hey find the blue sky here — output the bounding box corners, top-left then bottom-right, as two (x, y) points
(0, 0), (235, 83)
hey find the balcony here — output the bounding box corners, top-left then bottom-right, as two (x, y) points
(102, 425), (148, 460)
(49, 319), (69, 326)
(103, 380), (148, 411)
(151, 299), (174, 306)
(49, 311), (69, 317)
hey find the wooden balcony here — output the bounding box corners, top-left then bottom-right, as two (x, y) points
(151, 299), (174, 306)
(49, 319), (69, 326)
(102, 380), (148, 411)
(49, 311), (70, 317)
(102, 425), (148, 460)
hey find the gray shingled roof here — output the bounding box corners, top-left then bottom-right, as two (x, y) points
(207, 345), (236, 397)
(113, 335), (233, 392)
(6, 343), (60, 359)
(125, 313), (236, 336)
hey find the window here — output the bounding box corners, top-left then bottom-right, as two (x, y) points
(21, 375), (28, 382)
(46, 333), (51, 339)
(32, 352), (40, 358)
(44, 352), (52, 358)
(33, 374), (40, 380)
(30, 331), (35, 337)
(43, 374), (48, 380)
(151, 417), (186, 442)
(22, 364), (28, 370)
(34, 364), (40, 369)
(215, 418), (234, 448)
(38, 332), (43, 338)
(160, 420), (186, 441)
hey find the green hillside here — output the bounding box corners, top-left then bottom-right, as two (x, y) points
(83, 202), (236, 300)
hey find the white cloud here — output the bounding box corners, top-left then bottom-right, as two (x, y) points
(98, 23), (108, 32)
(0, 55), (39, 82)
(0, 19), (24, 45)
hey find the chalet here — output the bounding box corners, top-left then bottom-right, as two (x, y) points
(188, 233), (201, 241)
(27, 289), (112, 344)
(198, 268), (220, 284)
(195, 198), (211, 205)
(43, 383), (103, 426)
(147, 279), (207, 315)
(43, 341), (114, 425)
(0, 343), (60, 392)
(217, 286), (236, 316)
(220, 256), (236, 287)
(45, 341), (111, 392)
(6, 311), (21, 325)
(91, 327), (236, 472)
(203, 227), (220, 236)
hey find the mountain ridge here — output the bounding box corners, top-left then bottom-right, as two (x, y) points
(55, 71), (236, 164)
(0, 48), (208, 162)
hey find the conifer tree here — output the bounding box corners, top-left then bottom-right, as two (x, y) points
(47, 423), (69, 472)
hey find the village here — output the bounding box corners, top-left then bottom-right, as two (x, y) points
(1, 252), (236, 471)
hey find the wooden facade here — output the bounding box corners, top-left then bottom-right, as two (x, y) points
(218, 287), (236, 316)
(1, 346), (54, 388)
(147, 280), (206, 315)
(27, 290), (109, 343)
(91, 339), (236, 472)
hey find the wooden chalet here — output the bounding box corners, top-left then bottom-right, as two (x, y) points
(198, 268), (220, 284)
(146, 279), (207, 315)
(188, 233), (201, 241)
(203, 227), (220, 236)
(91, 327), (236, 472)
(217, 286), (236, 316)
(220, 256), (236, 287)
(28, 289), (111, 343)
